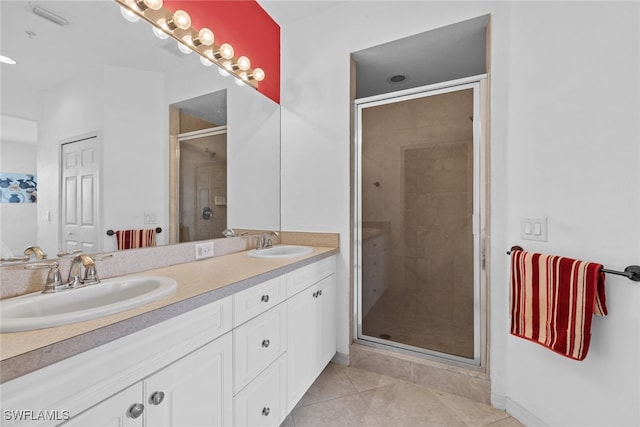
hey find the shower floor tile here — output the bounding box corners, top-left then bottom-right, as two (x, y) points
(362, 288), (474, 358)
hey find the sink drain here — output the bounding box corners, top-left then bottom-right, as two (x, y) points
(379, 333), (392, 340)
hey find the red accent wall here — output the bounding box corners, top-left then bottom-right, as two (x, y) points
(164, 0), (280, 103)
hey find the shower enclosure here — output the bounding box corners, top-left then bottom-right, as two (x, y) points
(178, 127), (228, 242)
(355, 79), (485, 365)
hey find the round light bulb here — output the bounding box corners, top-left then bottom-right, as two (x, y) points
(152, 26), (169, 40)
(200, 56), (213, 67)
(218, 67), (230, 77)
(234, 77), (245, 87)
(223, 61), (233, 71)
(197, 28), (214, 46)
(120, 6), (140, 23)
(135, 0), (163, 11)
(237, 56), (251, 71)
(144, 0), (163, 10)
(219, 43), (234, 60)
(172, 10), (191, 30)
(177, 41), (192, 54)
(252, 68), (265, 82)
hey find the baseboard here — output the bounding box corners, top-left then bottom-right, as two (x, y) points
(492, 393), (549, 427)
(331, 351), (349, 366)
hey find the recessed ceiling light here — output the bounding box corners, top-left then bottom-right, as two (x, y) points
(388, 74), (407, 83)
(0, 55), (17, 65)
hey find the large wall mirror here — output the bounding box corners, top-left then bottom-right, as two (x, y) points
(0, 0), (280, 261)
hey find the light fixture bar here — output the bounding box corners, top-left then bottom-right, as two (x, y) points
(32, 6), (70, 27)
(113, 0), (264, 89)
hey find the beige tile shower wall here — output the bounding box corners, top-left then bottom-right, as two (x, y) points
(362, 89), (475, 355)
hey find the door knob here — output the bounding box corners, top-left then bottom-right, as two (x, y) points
(127, 403), (144, 419)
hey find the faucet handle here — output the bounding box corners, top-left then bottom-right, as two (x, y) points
(57, 248), (82, 258)
(25, 262), (65, 293)
(83, 254), (112, 285)
(24, 246), (47, 260)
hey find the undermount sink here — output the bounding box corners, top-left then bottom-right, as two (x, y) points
(0, 276), (177, 333)
(247, 245), (313, 259)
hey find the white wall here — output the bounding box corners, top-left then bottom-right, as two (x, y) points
(38, 73), (105, 255)
(0, 136), (37, 256)
(278, 1), (639, 426)
(102, 66), (167, 251)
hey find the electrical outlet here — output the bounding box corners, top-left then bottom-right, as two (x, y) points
(195, 242), (214, 260)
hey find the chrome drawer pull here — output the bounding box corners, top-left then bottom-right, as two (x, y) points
(261, 339), (270, 348)
(262, 407), (271, 416)
(261, 294), (270, 303)
(149, 391), (165, 405)
(127, 403), (144, 419)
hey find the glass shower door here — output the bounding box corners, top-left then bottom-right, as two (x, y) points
(356, 82), (482, 364)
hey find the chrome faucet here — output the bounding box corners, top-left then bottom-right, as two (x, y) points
(25, 253), (111, 293)
(67, 253), (100, 288)
(257, 231), (280, 250)
(24, 246), (47, 260)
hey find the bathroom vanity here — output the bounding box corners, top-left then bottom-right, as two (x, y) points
(0, 247), (337, 427)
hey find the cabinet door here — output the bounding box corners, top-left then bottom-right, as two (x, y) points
(318, 275), (337, 367)
(144, 333), (232, 427)
(286, 285), (319, 412)
(62, 384), (143, 427)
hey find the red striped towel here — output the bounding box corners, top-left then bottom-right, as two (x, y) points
(510, 250), (607, 360)
(115, 229), (157, 250)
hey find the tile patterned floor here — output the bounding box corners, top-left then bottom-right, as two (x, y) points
(281, 363), (524, 427)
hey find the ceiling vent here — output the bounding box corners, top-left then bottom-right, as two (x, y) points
(32, 6), (69, 27)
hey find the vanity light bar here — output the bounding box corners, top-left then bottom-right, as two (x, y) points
(113, 0), (265, 88)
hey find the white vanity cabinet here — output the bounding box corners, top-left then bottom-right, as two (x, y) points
(2, 254), (337, 427)
(286, 257), (337, 413)
(62, 384), (142, 427)
(62, 334), (232, 427)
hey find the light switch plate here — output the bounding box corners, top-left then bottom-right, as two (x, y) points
(521, 217), (548, 241)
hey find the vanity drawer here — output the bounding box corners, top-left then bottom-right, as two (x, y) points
(233, 275), (286, 327)
(286, 256), (335, 297)
(233, 303), (286, 393)
(233, 354), (287, 427)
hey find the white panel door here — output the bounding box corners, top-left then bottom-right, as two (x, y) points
(60, 135), (101, 253)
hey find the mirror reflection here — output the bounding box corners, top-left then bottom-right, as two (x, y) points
(0, 0), (280, 262)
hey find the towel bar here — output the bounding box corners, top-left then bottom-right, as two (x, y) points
(106, 227), (162, 236)
(507, 245), (640, 282)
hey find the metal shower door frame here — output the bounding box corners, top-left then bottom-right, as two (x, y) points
(353, 75), (486, 367)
